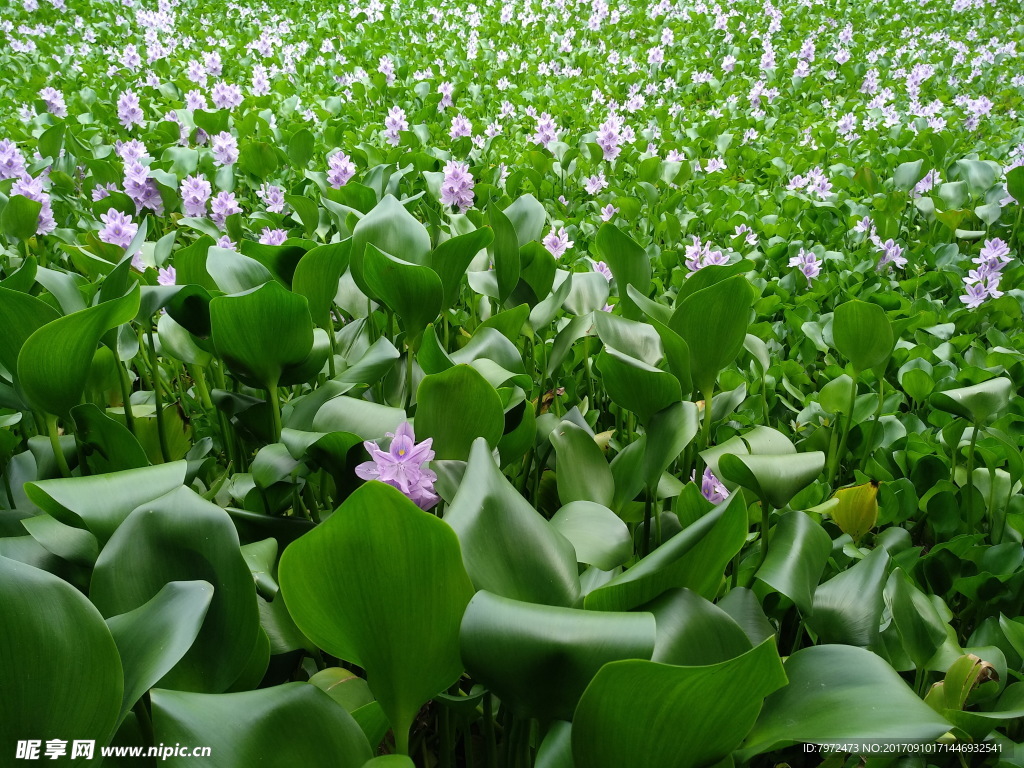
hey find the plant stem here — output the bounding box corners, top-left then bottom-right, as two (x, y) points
(117, 361), (135, 433)
(859, 376), (885, 472)
(757, 496), (773, 572)
(641, 488), (653, 558)
(965, 423), (979, 526)
(483, 692), (498, 768)
(268, 384), (283, 443)
(146, 325), (171, 463)
(46, 414), (71, 478)
(828, 371), (859, 485)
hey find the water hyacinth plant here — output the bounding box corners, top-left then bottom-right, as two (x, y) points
(1, 0), (1024, 765)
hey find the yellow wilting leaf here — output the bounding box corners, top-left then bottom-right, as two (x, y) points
(829, 481), (879, 541)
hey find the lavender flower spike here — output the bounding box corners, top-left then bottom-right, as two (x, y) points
(355, 422), (439, 510)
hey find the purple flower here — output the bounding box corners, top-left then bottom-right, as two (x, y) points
(437, 81), (454, 110)
(355, 422), (439, 510)
(593, 261), (613, 281)
(449, 114), (472, 140)
(543, 226), (573, 259)
(257, 183), (286, 213)
(327, 151), (356, 188)
(117, 89), (144, 129)
(259, 227), (287, 245)
(532, 112), (559, 150)
(384, 106), (408, 146)
(210, 191), (241, 227)
(210, 81), (243, 110)
(440, 160), (474, 212)
(704, 157), (727, 173)
(873, 237), (907, 271)
(595, 113), (622, 160)
(157, 266), (176, 286)
(39, 87), (67, 118)
(185, 90), (208, 111)
(98, 208), (137, 248)
(959, 282), (989, 309)
(684, 236), (726, 272)
(211, 132), (238, 166)
(600, 204), (619, 221)
(692, 467), (728, 504)
(180, 174), (212, 217)
(788, 248), (821, 284)
(584, 173), (608, 195)
(0, 139), (27, 180)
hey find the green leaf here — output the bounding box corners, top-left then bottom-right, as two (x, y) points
(238, 141), (279, 179)
(718, 451), (825, 510)
(445, 438), (580, 607)
(21, 513), (99, 567)
(0, 556), (123, 764)
(24, 461), (188, 544)
(416, 366), (505, 460)
(70, 403), (150, 473)
(646, 588), (753, 666)
(596, 347), (681, 423)
(1, 194), (43, 240)
(1006, 166), (1024, 205)
(0, 286), (60, 392)
(929, 378), (1014, 424)
(670, 275), (752, 397)
(489, 204), (521, 303)
(551, 421), (614, 507)
(550, 501), (632, 570)
(754, 510), (833, 613)
(739, 645), (951, 758)
(90, 487), (260, 693)
(106, 581), (213, 723)
(893, 159), (926, 192)
(292, 240), (351, 327)
(431, 227), (493, 312)
(503, 193), (547, 247)
(363, 244), (442, 344)
(350, 194), (431, 297)
(18, 286), (140, 417)
(210, 281), (316, 390)
(889, 568), (947, 670)
(461, 591), (656, 721)
(642, 401), (699, 490)
(207, 245), (274, 293)
(833, 300), (893, 374)
(572, 638), (787, 768)
(287, 128), (315, 168)
(585, 492), (748, 610)
(955, 159), (998, 197)
(807, 545), (891, 647)
(595, 222), (651, 320)
(279, 482), (474, 754)
(151, 683), (372, 768)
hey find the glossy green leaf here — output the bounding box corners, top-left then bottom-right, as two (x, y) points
(106, 580), (213, 723)
(1, 194), (42, 240)
(929, 378), (1014, 424)
(595, 222), (651, 320)
(669, 274), (752, 397)
(431, 227), (494, 312)
(416, 365), (505, 460)
(363, 244), (442, 344)
(596, 347), (681, 423)
(290, 240), (351, 327)
(70, 403), (150, 473)
(754, 510), (832, 614)
(646, 588), (753, 666)
(585, 491), (747, 610)
(489, 203), (520, 303)
(0, 286), (61, 391)
(18, 286), (140, 417)
(572, 637), (787, 768)
(90, 486), (260, 693)
(210, 281), (316, 390)
(740, 645), (951, 757)
(151, 683), (372, 768)
(279, 482), (474, 754)
(718, 451), (825, 510)
(445, 438), (580, 607)
(550, 421), (614, 507)
(642, 401), (699, 490)
(833, 300), (893, 374)
(807, 545), (891, 646)
(350, 194), (431, 297)
(0, 556), (123, 764)
(460, 591), (656, 721)
(24, 461), (188, 544)
(550, 501), (632, 570)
